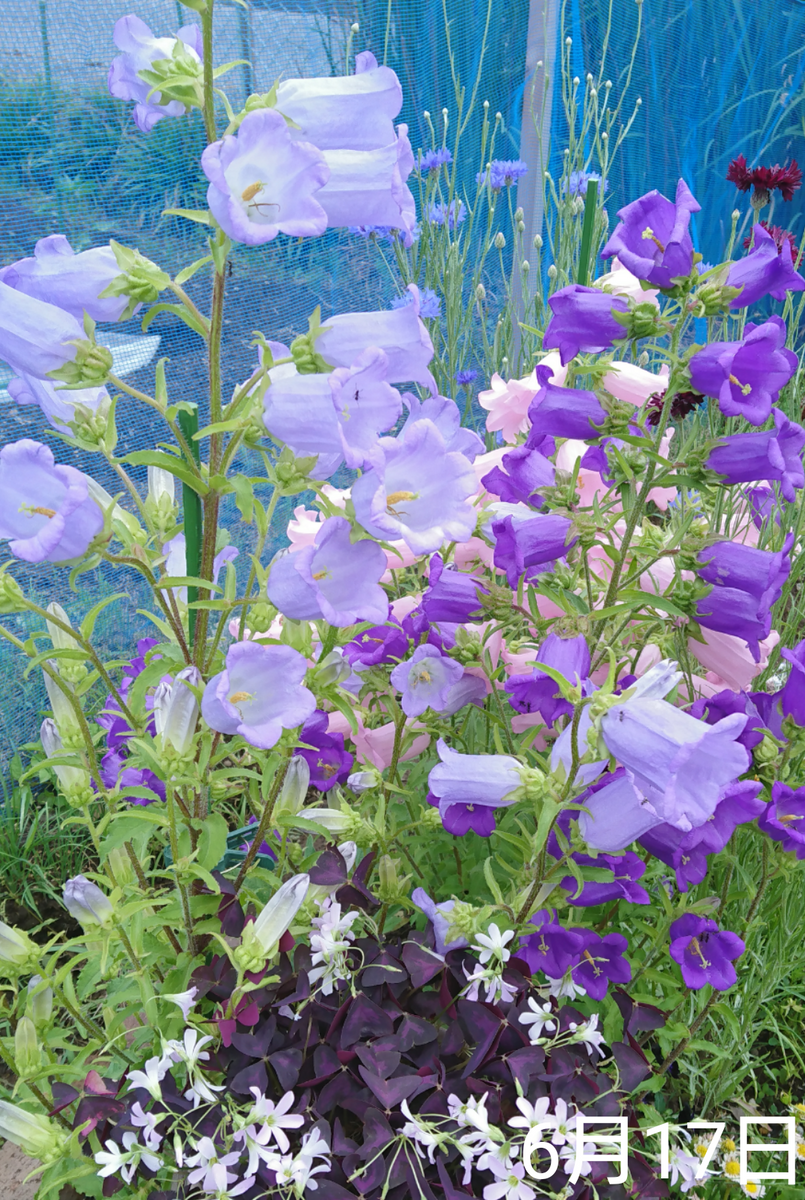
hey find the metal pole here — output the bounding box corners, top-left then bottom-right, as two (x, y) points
(511, 0), (558, 358)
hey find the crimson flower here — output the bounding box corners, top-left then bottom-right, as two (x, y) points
(645, 388), (706, 426)
(727, 155), (802, 208)
(743, 220), (800, 259)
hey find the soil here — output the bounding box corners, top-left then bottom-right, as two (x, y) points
(0, 1142), (82, 1199)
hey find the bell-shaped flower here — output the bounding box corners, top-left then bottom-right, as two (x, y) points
(728, 223), (805, 308)
(315, 286), (436, 392)
(0, 921), (35, 967)
(108, 14), (203, 132)
(695, 535), (792, 660)
(26, 975), (53, 1027)
(576, 770), (662, 852)
(541, 284), (628, 365)
(758, 782), (805, 857)
(599, 692), (751, 832)
(250, 874), (310, 956)
(527, 370), (607, 440)
(706, 407), (805, 502)
(600, 179), (700, 288)
(491, 512), (577, 588)
(422, 553), (488, 625)
(153, 666), (201, 755)
(201, 642), (315, 750)
(0, 281), (86, 380)
(276, 51), (402, 151)
(780, 639), (805, 726)
(202, 108), (329, 246)
(274, 756), (311, 817)
(267, 515), (388, 626)
(352, 418), (477, 555)
(0, 235), (132, 322)
(0, 440), (103, 564)
(505, 632), (591, 726)
(316, 129), (417, 245)
(428, 738), (522, 835)
(264, 348), (401, 473)
(401, 393), (484, 461)
(390, 645), (465, 717)
(63, 875), (114, 928)
(480, 438), (555, 506)
(7, 372), (110, 437)
(669, 914), (744, 990)
(688, 316), (797, 426)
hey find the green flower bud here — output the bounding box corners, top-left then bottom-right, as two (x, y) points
(26, 976), (53, 1030)
(0, 922), (36, 972)
(14, 1016), (42, 1078)
(754, 734), (780, 767)
(0, 1101), (67, 1164)
(49, 339), (113, 389)
(269, 447), (320, 496)
(290, 331), (330, 375)
(611, 300), (664, 341)
(0, 567), (25, 614)
(377, 855), (400, 901)
(136, 38), (204, 112)
(100, 243), (171, 320)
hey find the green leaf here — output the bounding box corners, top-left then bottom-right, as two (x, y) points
(142, 302), (209, 340)
(197, 812), (229, 871)
(157, 576), (224, 594)
(483, 857), (505, 905)
(231, 474), (254, 524)
(80, 593), (130, 643)
(195, 417), (246, 439)
(175, 255), (213, 285)
(163, 207), (211, 225)
(121, 451), (208, 496)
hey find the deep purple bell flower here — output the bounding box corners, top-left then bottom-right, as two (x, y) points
(571, 930), (631, 1000)
(688, 688), (765, 751)
(600, 179), (700, 288)
(428, 793), (497, 836)
(542, 285), (629, 366)
(780, 639), (805, 726)
(492, 512), (577, 589)
(344, 621), (408, 667)
(706, 407), (805, 503)
(728, 223), (805, 308)
(421, 553), (488, 625)
(505, 632), (591, 726)
(527, 373), (607, 440)
(296, 709), (353, 790)
(669, 914), (745, 990)
(758, 782), (805, 857)
(481, 438), (556, 506)
(518, 910), (587, 978)
(695, 534), (793, 660)
(561, 851), (650, 907)
(688, 316), (797, 427)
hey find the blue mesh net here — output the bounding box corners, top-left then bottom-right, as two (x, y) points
(0, 0), (803, 757)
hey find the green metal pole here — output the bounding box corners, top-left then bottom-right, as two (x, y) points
(576, 178), (599, 287)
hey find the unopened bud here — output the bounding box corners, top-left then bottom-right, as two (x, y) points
(275, 756), (310, 818)
(521, 260), (530, 272)
(27, 976), (53, 1028)
(0, 922), (35, 970)
(0, 1102), (67, 1164)
(350, 21), (359, 31)
(475, 283), (486, 302)
(638, 351), (650, 367)
(14, 1015), (41, 1078)
(494, 232), (506, 249)
(347, 769), (380, 795)
(377, 855), (400, 899)
(106, 846), (136, 889)
(547, 264), (558, 279)
(315, 648), (352, 688)
(533, 234), (543, 249)
(63, 875), (114, 929)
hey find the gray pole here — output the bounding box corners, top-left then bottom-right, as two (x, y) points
(511, 0), (558, 360)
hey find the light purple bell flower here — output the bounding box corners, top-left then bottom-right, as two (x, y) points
(316, 127), (418, 246)
(63, 875), (114, 928)
(600, 179), (700, 288)
(400, 392), (484, 461)
(202, 108), (330, 246)
(728, 223), (805, 309)
(108, 14), (203, 133)
(688, 316), (797, 427)
(0, 282), (84, 380)
(352, 418), (477, 555)
(267, 516), (388, 627)
(600, 679), (751, 832)
(577, 770), (663, 852)
(706, 407), (805, 503)
(263, 348), (402, 473)
(0, 440), (103, 563)
(410, 888), (469, 956)
(390, 645), (465, 717)
(315, 285), (436, 392)
(7, 372), (110, 436)
(275, 51), (403, 151)
(0, 235), (133, 323)
(427, 738), (522, 832)
(201, 642), (316, 750)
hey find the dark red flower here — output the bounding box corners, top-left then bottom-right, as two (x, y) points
(727, 155), (802, 206)
(646, 389), (706, 426)
(743, 220), (800, 259)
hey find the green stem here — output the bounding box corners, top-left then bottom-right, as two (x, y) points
(125, 841), (183, 955)
(233, 754), (290, 893)
(201, 1), (218, 144)
(166, 784), (196, 954)
(0, 1038), (69, 1128)
(177, 406), (203, 652)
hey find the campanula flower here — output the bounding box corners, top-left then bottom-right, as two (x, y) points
(758, 782), (805, 857)
(491, 512), (577, 588)
(201, 643), (316, 750)
(601, 178), (700, 287)
(315, 285), (436, 392)
(391, 645), (465, 717)
(669, 914), (744, 990)
(688, 316), (797, 426)
(0, 282), (86, 380)
(780, 639), (805, 725)
(0, 235), (132, 323)
(695, 535), (792, 659)
(0, 440), (103, 564)
(427, 738), (522, 835)
(7, 373), (110, 437)
(108, 14), (203, 132)
(400, 393), (483, 460)
(728, 223), (805, 307)
(542, 284), (628, 365)
(505, 632), (591, 726)
(706, 407), (805, 502)
(275, 51), (402, 151)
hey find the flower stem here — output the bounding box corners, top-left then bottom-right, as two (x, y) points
(233, 753), (290, 893)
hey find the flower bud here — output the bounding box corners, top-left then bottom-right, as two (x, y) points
(63, 875), (114, 929)
(494, 232), (506, 249)
(0, 567), (25, 614)
(347, 769), (380, 795)
(533, 234), (543, 249)
(270, 446), (320, 496)
(275, 756), (310, 818)
(521, 259), (530, 272)
(314, 648), (352, 688)
(49, 338), (113, 389)
(338, 841), (358, 873)
(0, 922), (35, 969)
(547, 264), (558, 279)
(243, 873), (309, 963)
(754, 734), (780, 767)
(106, 846), (136, 889)
(377, 854), (399, 899)
(42, 667), (80, 741)
(154, 666), (201, 755)
(26, 976), (53, 1029)
(0, 1101), (67, 1164)
(14, 1016), (42, 1078)
(303, 807), (353, 835)
(40, 719), (91, 806)
(475, 283), (486, 302)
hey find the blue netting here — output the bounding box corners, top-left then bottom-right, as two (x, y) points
(0, 0), (803, 758)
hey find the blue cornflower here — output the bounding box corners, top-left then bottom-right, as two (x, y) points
(427, 200), (466, 231)
(349, 225), (397, 241)
(419, 147), (453, 173)
(562, 170), (608, 198)
(455, 369), (478, 386)
(477, 159), (528, 190)
(390, 287), (441, 319)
